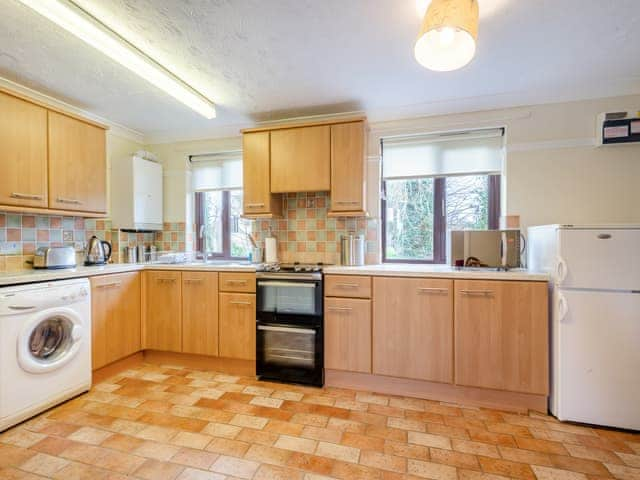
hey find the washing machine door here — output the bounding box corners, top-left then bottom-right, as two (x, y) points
(18, 307), (85, 374)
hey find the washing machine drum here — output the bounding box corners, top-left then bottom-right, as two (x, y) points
(18, 307), (84, 374)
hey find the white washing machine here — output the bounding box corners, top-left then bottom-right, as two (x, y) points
(0, 278), (92, 431)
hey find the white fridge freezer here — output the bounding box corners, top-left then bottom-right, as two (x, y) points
(528, 225), (640, 430)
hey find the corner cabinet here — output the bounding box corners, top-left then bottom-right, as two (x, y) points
(454, 280), (549, 395)
(48, 111), (107, 213)
(242, 131), (282, 217)
(0, 91), (48, 209)
(329, 121), (367, 216)
(0, 88), (108, 216)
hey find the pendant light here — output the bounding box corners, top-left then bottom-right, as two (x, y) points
(414, 0), (479, 72)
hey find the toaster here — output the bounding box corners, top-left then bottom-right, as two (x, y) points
(33, 246), (77, 269)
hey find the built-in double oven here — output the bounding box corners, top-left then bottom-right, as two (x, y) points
(255, 272), (324, 386)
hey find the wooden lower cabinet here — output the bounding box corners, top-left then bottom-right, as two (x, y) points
(182, 272), (219, 356)
(325, 297), (371, 373)
(219, 293), (256, 360)
(144, 271), (182, 352)
(372, 277), (453, 383)
(90, 272), (141, 370)
(454, 280), (548, 395)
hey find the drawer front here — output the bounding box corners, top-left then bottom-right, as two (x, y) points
(325, 275), (371, 298)
(219, 272), (256, 293)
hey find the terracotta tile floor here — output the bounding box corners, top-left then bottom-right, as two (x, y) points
(1, 364), (638, 480)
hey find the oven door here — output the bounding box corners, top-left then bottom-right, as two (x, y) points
(256, 322), (323, 386)
(257, 279), (322, 316)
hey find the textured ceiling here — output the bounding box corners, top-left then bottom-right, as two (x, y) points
(1, 0), (639, 142)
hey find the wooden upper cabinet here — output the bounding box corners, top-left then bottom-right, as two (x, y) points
(270, 125), (330, 193)
(182, 271), (219, 356)
(372, 277), (454, 383)
(329, 122), (366, 214)
(48, 111), (107, 213)
(325, 297), (372, 373)
(0, 91), (48, 208)
(219, 292), (256, 360)
(144, 271), (182, 352)
(91, 272), (141, 370)
(454, 280), (549, 395)
(242, 131), (282, 217)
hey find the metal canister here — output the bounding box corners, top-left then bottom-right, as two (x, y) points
(340, 234), (365, 266)
(126, 246), (137, 264)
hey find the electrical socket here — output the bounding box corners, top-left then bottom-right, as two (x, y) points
(0, 242), (21, 255)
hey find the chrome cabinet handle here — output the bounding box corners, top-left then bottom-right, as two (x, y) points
(56, 197), (82, 205)
(229, 300), (251, 305)
(184, 279), (203, 284)
(335, 201), (360, 205)
(95, 282), (122, 289)
(156, 278), (177, 283)
(335, 283), (359, 288)
(417, 287), (448, 294)
(10, 192), (44, 200)
(460, 290), (494, 296)
(327, 306), (353, 312)
(226, 280), (248, 285)
(246, 203), (265, 208)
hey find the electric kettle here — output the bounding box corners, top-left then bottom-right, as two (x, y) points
(85, 236), (112, 266)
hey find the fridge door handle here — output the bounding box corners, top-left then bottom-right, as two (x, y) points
(556, 257), (567, 283)
(557, 293), (569, 322)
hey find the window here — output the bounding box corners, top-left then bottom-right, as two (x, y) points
(381, 128), (504, 264)
(191, 152), (252, 260)
(195, 190), (252, 260)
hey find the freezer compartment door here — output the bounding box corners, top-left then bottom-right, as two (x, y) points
(554, 289), (640, 429)
(558, 228), (640, 290)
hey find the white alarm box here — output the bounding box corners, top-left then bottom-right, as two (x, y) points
(111, 156), (163, 231)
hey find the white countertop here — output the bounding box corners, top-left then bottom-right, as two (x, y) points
(0, 263), (256, 287)
(0, 262), (548, 287)
(323, 264), (549, 281)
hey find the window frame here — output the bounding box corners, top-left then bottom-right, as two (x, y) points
(195, 190), (249, 261)
(381, 174), (501, 264)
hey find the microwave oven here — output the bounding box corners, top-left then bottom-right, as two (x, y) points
(447, 229), (522, 269)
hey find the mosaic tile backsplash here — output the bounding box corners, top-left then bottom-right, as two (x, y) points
(251, 192), (379, 265)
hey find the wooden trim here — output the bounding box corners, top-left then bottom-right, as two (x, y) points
(241, 115), (367, 133)
(0, 204), (108, 217)
(241, 212), (283, 219)
(144, 350), (256, 377)
(325, 369), (547, 413)
(92, 352), (144, 384)
(326, 210), (369, 218)
(0, 86), (109, 130)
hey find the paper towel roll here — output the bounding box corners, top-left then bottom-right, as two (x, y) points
(265, 237), (278, 264)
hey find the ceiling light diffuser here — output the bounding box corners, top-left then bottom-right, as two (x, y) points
(17, 0), (216, 118)
(415, 0), (479, 72)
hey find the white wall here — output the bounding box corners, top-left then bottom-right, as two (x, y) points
(148, 94), (640, 242)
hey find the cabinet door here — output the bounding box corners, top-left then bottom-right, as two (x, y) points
(182, 272), (219, 356)
(373, 277), (453, 383)
(454, 280), (548, 394)
(270, 126), (330, 193)
(0, 92), (48, 208)
(243, 132), (282, 216)
(219, 293), (256, 360)
(48, 111), (106, 213)
(144, 271), (182, 352)
(91, 272), (141, 369)
(330, 122), (366, 213)
(325, 297), (371, 373)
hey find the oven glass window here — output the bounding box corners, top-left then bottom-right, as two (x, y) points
(257, 281), (318, 315)
(259, 326), (316, 368)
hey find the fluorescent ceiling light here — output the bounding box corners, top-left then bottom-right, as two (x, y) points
(17, 0), (216, 119)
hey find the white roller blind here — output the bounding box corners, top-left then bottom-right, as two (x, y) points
(382, 128), (504, 180)
(191, 151), (242, 191)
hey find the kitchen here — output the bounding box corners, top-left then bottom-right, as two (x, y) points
(0, 1), (639, 479)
